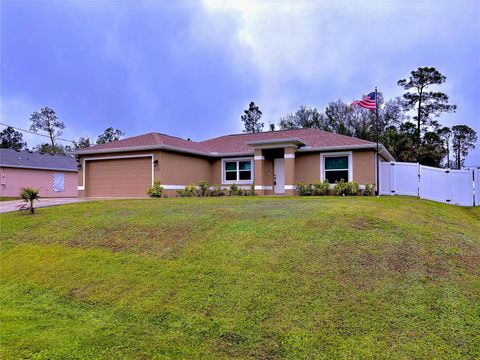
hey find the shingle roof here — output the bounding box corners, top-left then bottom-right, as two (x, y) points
(77, 128), (381, 157)
(0, 149), (77, 172)
(199, 128), (374, 154)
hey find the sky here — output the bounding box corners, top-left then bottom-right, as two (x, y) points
(1, 0), (479, 165)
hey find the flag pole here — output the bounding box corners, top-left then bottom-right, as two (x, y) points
(375, 86), (379, 196)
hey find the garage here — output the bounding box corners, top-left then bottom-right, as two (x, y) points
(85, 156), (152, 197)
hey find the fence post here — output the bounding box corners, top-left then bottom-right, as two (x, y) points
(390, 162), (396, 195)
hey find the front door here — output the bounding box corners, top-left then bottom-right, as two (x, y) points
(274, 158), (285, 194)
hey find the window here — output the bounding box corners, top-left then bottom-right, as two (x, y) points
(323, 154), (350, 183)
(223, 159), (253, 183)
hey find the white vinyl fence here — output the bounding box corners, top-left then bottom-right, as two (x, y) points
(380, 161), (478, 206)
(475, 169), (480, 206)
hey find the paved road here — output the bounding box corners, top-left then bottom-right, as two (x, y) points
(0, 198), (90, 214)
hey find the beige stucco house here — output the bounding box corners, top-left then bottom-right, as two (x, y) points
(75, 128), (394, 197)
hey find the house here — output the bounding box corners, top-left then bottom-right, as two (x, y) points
(75, 128), (394, 197)
(0, 149), (78, 198)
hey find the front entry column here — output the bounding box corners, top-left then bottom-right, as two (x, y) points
(284, 147), (296, 195)
(254, 149), (265, 195)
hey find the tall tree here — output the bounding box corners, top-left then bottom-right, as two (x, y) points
(451, 125), (477, 169)
(73, 136), (92, 150)
(438, 127), (452, 168)
(0, 126), (27, 150)
(241, 102), (263, 133)
(397, 67), (456, 152)
(279, 105), (324, 130)
(29, 107), (65, 148)
(96, 128), (124, 144)
(34, 143), (68, 155)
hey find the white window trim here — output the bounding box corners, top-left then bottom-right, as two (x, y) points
(79, 154), (154, 191)
(221, 157), (254, 184)
(320, 151), (353, 183)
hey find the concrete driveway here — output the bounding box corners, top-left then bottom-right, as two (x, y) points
(0, 198), (90, 214)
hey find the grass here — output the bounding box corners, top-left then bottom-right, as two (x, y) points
(0, 197), (18, 201)
(1, 196), (479, 359)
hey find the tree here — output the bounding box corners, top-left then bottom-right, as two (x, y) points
(451, 125), (477, 169)
(34, 143), (69, 155)
(96, 127), (124, 144)
(419, 131), (446, 167)
(397, 67), (456, 151)
(73, 136), (92, 150)
(0, 126), (27, 150)
(29, 107), (65, 148)
(279, 105), (325, 130)
(20, 187), (40, 214)
(241, 102), (263, 133)
(438, 127), (452, 167)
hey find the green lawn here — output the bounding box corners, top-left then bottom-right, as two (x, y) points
(1, 196), (479, 359)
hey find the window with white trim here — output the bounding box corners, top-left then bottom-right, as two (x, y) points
(223, 159), (253, 183)
(324, 156), (350, 183)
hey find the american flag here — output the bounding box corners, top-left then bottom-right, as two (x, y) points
(351, 92), (377, 110)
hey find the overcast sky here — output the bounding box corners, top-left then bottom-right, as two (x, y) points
(1, 0), (479, 165)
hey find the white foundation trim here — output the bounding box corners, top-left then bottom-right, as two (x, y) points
(254, 185), (273, 190)
(284, 185), (296, 190)
(284, 154), (295, 159)
(254, 156), (265, 160)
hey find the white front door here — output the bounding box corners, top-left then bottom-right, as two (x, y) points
(274, 158), (285, 194)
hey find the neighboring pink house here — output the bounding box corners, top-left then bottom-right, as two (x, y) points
(0, 149), (78, 198)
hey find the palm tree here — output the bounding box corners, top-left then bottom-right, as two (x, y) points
(20, 187), (40, 214)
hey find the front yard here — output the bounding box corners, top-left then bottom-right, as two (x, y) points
(1, 196), (479, 359)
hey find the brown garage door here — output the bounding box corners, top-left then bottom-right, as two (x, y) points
(86, 157), (152, 197)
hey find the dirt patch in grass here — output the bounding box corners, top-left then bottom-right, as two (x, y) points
(69, 223), (199, 257)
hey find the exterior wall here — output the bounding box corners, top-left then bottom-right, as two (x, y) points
(295, 150), (376, 185)
(263, 159), (274, 195)
(352, 150), (376, 184)
(157, 151), (211, 184)
(0, 167), (78, 198)
(295, 153), (320, 184)
(77, 148), (379, 197)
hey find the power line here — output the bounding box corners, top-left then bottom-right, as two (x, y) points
(0, 123), (75, 143)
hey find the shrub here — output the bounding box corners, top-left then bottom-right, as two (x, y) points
(19, 187), (40, 214)
(363, 183), (375, 196)
(209, 185), (225, 197)
(197, 180), (210, 197)
(310, 180), (330, 196)
(228, 183), (241, 196)
(334, 180), (359, 196)
(177, 184), (198, 197)
(147, 181), (164, 198)
(248, 184), (256, 196)
(296, 183), (311, 196)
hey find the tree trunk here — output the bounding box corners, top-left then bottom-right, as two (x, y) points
(417, 88), (422, 162)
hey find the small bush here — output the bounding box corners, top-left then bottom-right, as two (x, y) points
(311, 180), (330, 196)
(147, 181), (164, 198)
(248, 184), (256, 196)
(209, 185), (225, 197)
(228, 183), (241, 196)
(363, 183), (375, 196)
(334, 180), (359, 196)
(197, 180), (210, 197)
(297, 181), (329, 196)
(296, 183), (311, 196)
(177, 184), (198, 197)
